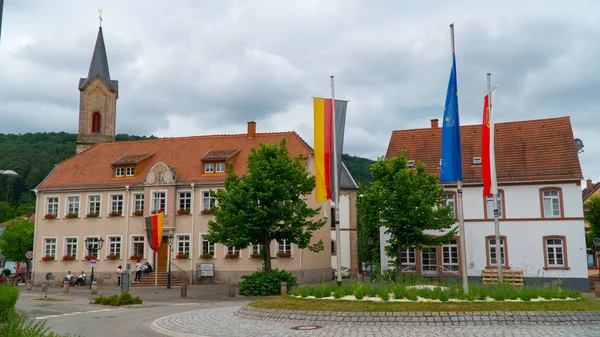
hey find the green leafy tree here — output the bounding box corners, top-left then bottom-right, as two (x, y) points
(0, 202), (16, 223)
(585, 195), (600, 239)
(206, 139), (325, 273)
(361, 152), (457, 269)
(0, 218), (34, 263)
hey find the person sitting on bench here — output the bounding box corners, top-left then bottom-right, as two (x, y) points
(74, 271), (86, 287)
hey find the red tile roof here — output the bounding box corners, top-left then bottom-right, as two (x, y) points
(111, 152), (155, 166)
(386, 116), (582, 183)
(200, 149), (241, 161)
(38, 132), (312, 190)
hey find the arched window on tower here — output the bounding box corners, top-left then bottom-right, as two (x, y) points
(91, 112), (101, 133)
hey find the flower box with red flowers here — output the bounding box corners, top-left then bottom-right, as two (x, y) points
(65, 212), (78, 219)
(276, 252), (292, 258)
(44, 214), (57, 220)
(151, 209), (164, 215)
(41, 255), (55, 262)
(86, 212), (99, 218)
(106, 254), (120, 260)
(175, 252), (190, 259)
(129, 254), (143, 260)
(200, 209), (213, 215)
(225, 252), (239, 259)
(132, 210), (144, 217)
(177, 208), (190, 215)
(200, 253), (214, 260)
(108, 211), (122, 217)
(62, 254), (76, 261)
(84, 254), (97, 261)
(250, 253), (261, 259)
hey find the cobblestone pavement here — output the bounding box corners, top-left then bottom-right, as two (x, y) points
(152, 306), (600, 337)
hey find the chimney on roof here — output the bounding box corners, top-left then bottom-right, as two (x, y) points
(587, 179), (594, 191)
(430, 119), (439, 128)
(247, 121), (256, 139)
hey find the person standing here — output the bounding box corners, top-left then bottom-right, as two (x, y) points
(117, 265), (123, 286)
(133, 260), (142, 283)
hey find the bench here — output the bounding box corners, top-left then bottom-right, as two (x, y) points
(482, 269), (524, 286)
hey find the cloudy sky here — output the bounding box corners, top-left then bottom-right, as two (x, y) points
(1, 1), (599, 180)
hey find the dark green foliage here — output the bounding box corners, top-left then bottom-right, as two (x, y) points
(1, 310), (77, 336)
(2, 268), (10, 276)
(342, 153), (374, 186)
(0, 218), (34, 263)
(239, 269), (297, 296)
(91, 292), (142, 306)
(0, 284), (19, 322)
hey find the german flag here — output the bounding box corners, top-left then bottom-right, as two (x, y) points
(145, 213), (164, 251)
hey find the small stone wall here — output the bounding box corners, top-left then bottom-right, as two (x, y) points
(33, 271), (118, 286)
(236, 306), (600, 326)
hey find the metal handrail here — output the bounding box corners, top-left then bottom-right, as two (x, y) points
(170, 261), (190, 284)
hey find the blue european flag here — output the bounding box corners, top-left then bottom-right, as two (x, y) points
(439, 53), (462, 183)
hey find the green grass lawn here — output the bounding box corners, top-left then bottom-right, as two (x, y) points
(249, 297), (600, 312)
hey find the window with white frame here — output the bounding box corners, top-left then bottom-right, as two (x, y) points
(86, 237), (100, 258)
(440, 194), (455, 218)
(487, 237), (506, 267)
(133, 194), (144, 212)
(543, 190), (561, 217)
(88, 195), (101, 215)
(202, 191), (214, 211)
(152, 191), (166, 212)
(204, 163), (214, 173)
(126, 167), (135, 176)
(486, 192), (503, 218)
(46, 197), (59, 217)
(115, 167), (124, 177)
(545, 237), (565, 267)
(66, 196), (80, 216)
(251, 244), (263, 256)
(179, 192), (191, 211)
(215, 162), (225, 173)
(65, 238), (78, 259)
(110, 194), (124, 214)
(226, 246), (239, 255)
(44, 238), (56, 258)
(201, 234), (215, 256)
(177, 235), (190, 256)
(278, 239), (291, 254)
(400, 248), (416, 270)
(108, 236), (121, 257)
(132, 236), (144, 257)
(442, 240), (459, 272)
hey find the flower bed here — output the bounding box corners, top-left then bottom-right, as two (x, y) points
(176, 252), (189, 259)
(151, 209), (164, 214)
(225, 252), (239, 259)
(250, 253), (261, 259)
(84, 255), (97, 261)
(177, 208), (190, 215)
(41, 255), (55, 262)
(44, 214), (56, 220)
(276, 252), (291, 258)
(86, 212), (100, 218)
(129, 254), (143, 260)
(200, 253), (214, 260)
(108, 211), (122, 217)
(106, 254), (120, 260)
(201, 209), (213, 215)
(65, 212), (78, 219)
(132, 210), (144, 216)
(62, 254), (76, 261)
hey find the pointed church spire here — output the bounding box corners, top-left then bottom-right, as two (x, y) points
(78, 27), (118, 92)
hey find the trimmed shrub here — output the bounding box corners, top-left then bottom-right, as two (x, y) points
(354, 287), (365, 300)
(0, 284), (19, 321)
(239, 268), (297, 296)
(378, 287), (390, 301)
(2, 268), (10, 277)
(91, 292), (142, 306)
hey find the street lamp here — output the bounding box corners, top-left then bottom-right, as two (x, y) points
(0, 170), (18, 202)
(167, 232), (174, 289)
(367, 237), (374, 282)
(358, 194), (364, 283)
(84, 237), (104, 288)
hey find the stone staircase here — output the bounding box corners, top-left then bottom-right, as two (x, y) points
(130, 270), (186, 287)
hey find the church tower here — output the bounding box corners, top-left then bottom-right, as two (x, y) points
(75, 27), (119, 154)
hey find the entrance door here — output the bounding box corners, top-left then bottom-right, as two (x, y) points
(421, 247), (438, 275)
(157, 238), (169, 271)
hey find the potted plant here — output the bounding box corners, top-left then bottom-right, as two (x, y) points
(200, 253), (214, 260)
(106, 253), (120, 260)
(250, 253), (261, 259)
(132, 210), (144, 216)
(201, 209), (213, 215)
(84, 254), (97, 261)
(175, 252), (189, 259)
(177, 208), (190, 215)
(41, 255), (55, 262)
(151, 209), (164, 214)
(62, 254), (76, 261)
(108, 211), (122, 217)
(65, 212), (78, 219)
(225, 252), (239, 259)
(276, 251), (292, 258)
(86, 212), (100, 218)
(44, 214), (57, 220)
(129, 253), (143, 260)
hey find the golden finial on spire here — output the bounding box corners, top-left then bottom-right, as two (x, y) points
(98, 8), (103, 27)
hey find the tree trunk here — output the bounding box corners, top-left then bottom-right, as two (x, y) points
(396, 240), (403, 272)
(263, 234), (272, 274)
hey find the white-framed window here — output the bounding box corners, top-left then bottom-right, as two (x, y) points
(152, 191), (166, 212)
(115, 167), (124, 177)
(66, 196), (80, 216)
(543, 190), (561, 217)
(64, 237), (78, 259)
(46, 197), (59, 217)
(88, 195), (101, 215)
(440, 193), (455, 218)
(131, 236), (145, 257)
(202, 191), (214, 211)
(277, 239), (292, 254)
(126, 167), (135, 176)
(133, 193), (144, 212)
(215, 162), (225, 173)
(442, 240), (459, 272)
(110, 194), (124, 215)
(251, 244), (263, 256)
(204, 163), (214, 173)
(200, 234), (215, 256)
(486, 191), (503, 218)
(400, 248), (416, 266)
(43, 238), (57, 259)
(545, 237), (565, 267)
(487, 237), (507, 267)
(108, 236), (121, 257)
(177, 235), (191, 256)
(226, 246), (239, 255)
(85, 236), (100, 258)
(179, 192), (191, 211)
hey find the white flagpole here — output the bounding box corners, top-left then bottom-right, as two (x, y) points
(450, 23), (469, 295)
(331, 75), (343, 287)
(487, 73), (502, 283)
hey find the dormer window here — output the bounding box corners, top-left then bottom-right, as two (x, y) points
(216, 162), (225, 173)
(205, 163), (214, 173)
(115, 167), (124, 177)
(126, 167), (135, 176)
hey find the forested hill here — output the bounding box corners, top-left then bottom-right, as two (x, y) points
(0, 132), (373, 222)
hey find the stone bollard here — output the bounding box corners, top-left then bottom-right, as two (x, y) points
(91, 281), (98, 295)
(25, 280), (32, 291)
(41, 281), (48, 293)
(180, 283), (187, 298)
(228, 284), (236, 298)
(595, 283), (600, 298)
(63, 280), (70, 293)
(280, 282), (287, 296)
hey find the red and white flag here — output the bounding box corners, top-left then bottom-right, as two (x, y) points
(482, 94), (492, 197)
